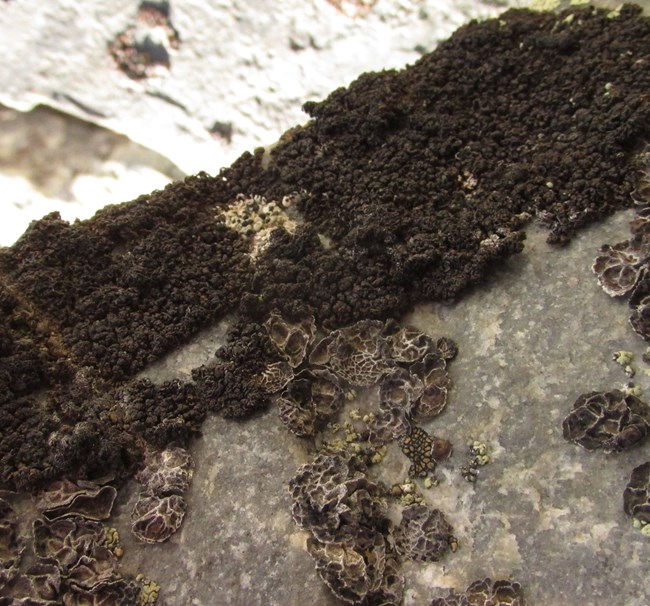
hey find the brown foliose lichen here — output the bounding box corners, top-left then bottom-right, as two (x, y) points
(623, 460), (650, 525)
(591, 146), (650, 341)
(131, 446), (194, 544)
(0, 498), (25, 587)
(1, 478), (145, 604)
(29, 514), (141, 604)
(36, 479), (117, 521)
(290, 453), (405, 604)
(393, 504), (454, 562)
(276, 368), (345, 437)
(562, 389), (650, 453)
(429, 577), (527, 606)
(592, 239), (650, 298)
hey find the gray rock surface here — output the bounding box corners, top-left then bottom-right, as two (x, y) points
(0, 104), (183, 245)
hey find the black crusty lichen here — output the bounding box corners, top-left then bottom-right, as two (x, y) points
(0, 5), (649, 502)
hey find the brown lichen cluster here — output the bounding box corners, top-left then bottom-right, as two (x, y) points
(266, 316), (456, 480)
(277, 316), (463, 603)
(562, 384), (650, 534)
(562, 389), (650, 453)
(565, 149), (650, 535)
(0, 478), (152, 605)
(393, 504), (454, 563)
(624, 461), (650, 527)
(282, 315), (517, 603)
(0, 450), (191, 602)
(131, 447), (194, 544)
(290, 453), (453, 605)
(593, 147), (650, 340)
(428, 578), (527, 606)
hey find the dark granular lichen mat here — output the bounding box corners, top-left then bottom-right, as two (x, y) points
(1, 4), (650, 605)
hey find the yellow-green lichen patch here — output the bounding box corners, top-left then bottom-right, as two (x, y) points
(612, 350), (636, 378)
(529, 0), (560, 12)
(390, 480), (426, 507)
(622, 382), (643, 398)
(136, 573), (161, 605)
(103, 526), (124, 558)
(613, 350), (634, 367)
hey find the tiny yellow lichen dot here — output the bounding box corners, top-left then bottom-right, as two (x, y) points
(613, 350), (634, 366)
